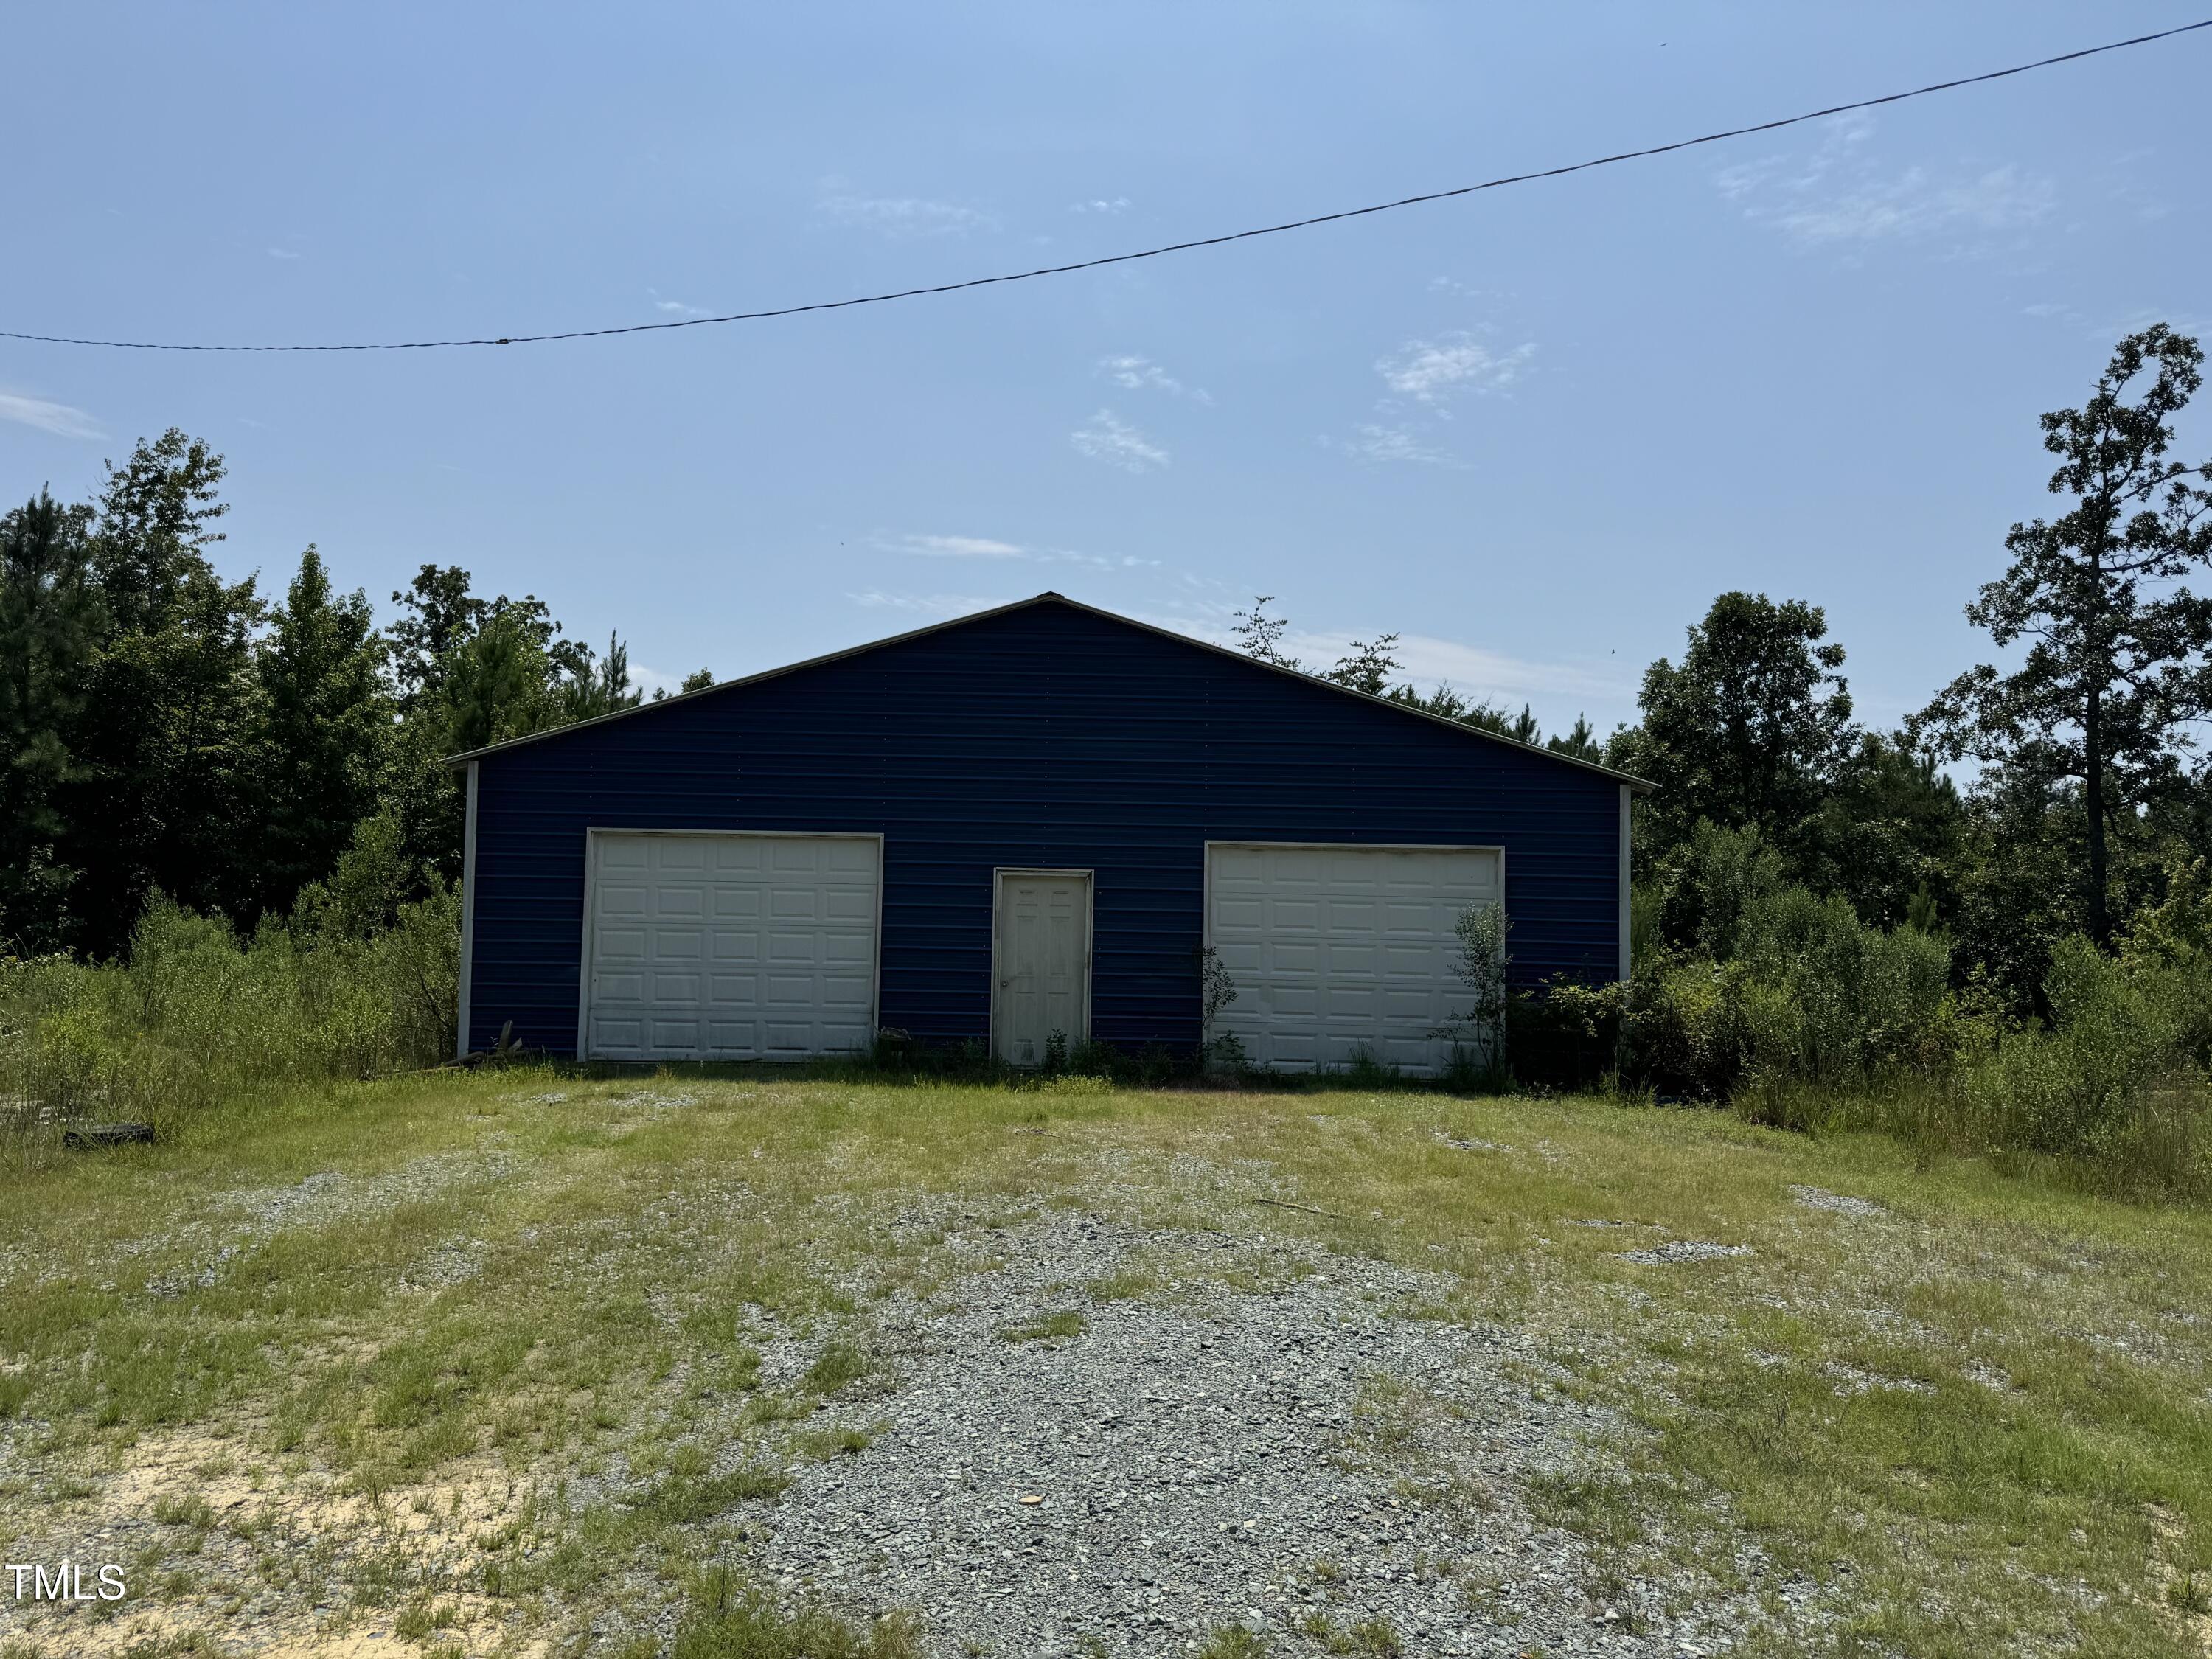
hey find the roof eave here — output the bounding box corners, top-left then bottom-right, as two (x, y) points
(444, 591), (1656, 793)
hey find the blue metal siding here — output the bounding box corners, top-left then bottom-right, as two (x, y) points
(465, 601), (1624, 1057)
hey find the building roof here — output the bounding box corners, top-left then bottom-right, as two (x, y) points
(445, 591), (1653, 791)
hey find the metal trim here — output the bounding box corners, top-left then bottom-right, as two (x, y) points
(1618, 784), (1633, 983)
(456, 760), (479, 1060)
(442, 593), (1653, 793)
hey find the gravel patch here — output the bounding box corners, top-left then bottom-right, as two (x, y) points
(121, 1153), (518, 1298)
(1787, 1186), (1885, 1219)
(1431, 1131), (1503, 1153)
(1618, 1242), (1753, 1265)
(727, 1209), (1760, 1657)
(1822, 1362), (1935, 1398)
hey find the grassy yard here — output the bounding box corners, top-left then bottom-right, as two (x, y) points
(1, 1072), (2209, 1658)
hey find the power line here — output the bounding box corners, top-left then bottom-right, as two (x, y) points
(6, 18), (2207, 355)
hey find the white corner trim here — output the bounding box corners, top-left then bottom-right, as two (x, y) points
(1618, 782), (1632, 984)
(457, 760), (479, 1060)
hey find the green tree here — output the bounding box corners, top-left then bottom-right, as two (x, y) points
(386, 563), (481, 711)
(557, 630), (644, 722)
(1385, 682), (1540, 742)
(63, 434), (262, 953)
(1915, 325), (2212, 947)
(249, 548), (390, 918)
(1547, 715), (1602, 762)
(1325, 633), (1401, 695)
(1229, 594), (1301, 669)
(1609, 591), (1856, 873)
(86, 428), (230, 634)
(1809, 732), (1967, 931)
(439, 608), (559, 754)
(0, 490), (99, 948)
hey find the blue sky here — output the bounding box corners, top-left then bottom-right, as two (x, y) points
(4, 3), (2207, 738)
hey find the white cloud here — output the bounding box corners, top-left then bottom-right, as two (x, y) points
(1375, 333), (1535, 403)
(1329, 424), (1464, 468)
(1098, 355), (1211, 403)
(1770, 165), (2052, 246)
(879, 533), (1029, 559)
(266, 246), (302, 261)
(1135, 610), (1627, 705)
(818, 195), (993, 236)
(873, 531), (1158, 571)
(1069, 409), (1169, 473)
(1069, 197), (1130, 214)
(848, 590), (1006, 617)
(649, 289), (708, 316)
(628, 662), (692, 699)
(0, 391), (102, 439)
(1719, 113), (2053, 251)
(1384, 632), (1628, 703)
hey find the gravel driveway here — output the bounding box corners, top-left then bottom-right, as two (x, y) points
(730, 1208), (1757, 1657)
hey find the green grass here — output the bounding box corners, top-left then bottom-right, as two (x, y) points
(1, 1068), (2210, 1655)
(999, 1309), (1088, 1343)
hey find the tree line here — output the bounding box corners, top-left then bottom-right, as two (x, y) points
(1235, 324), (2212, 1016)
(0, 431), (709, 959)
(2, 325), (2205, 1020)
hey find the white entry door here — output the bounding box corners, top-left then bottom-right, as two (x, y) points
(1206, 842), (1503, 1075)
(581, 831), (880, 1061)
(993, 871), (1092, 1065)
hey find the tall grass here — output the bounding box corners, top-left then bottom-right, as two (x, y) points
(1769, 936), (2212, 1199)
(0, 886), (459, 1144)
(1516, 830), (2212, 1198)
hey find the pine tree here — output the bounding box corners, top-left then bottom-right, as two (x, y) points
(0, 491), (99, 949)
(1915, 324), (2212, 947)
(249, 548), (390, 918)
(64, 433), (262, 953)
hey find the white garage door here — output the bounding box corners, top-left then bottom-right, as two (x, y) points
(1207, 843), (1503, 1075)
(582, 832), (880, 1061)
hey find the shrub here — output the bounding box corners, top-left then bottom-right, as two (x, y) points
(0, 886), (459, 1143)
(1964, 936), (2193, 1159)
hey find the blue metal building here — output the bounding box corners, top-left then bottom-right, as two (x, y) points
(451, 594), (1647, 1071)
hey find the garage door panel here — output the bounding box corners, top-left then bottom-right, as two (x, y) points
(598, 928), (648, 961)
(1216, 899), (1264, 931)
(1210, 844), (1501, 1077)
(768, 932), (821, 963)
(585, 834), (879, 1061)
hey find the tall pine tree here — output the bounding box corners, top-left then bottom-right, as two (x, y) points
(1916, 325), (2212, 946)
(249, 548), (389, 919)
(0, 491), (100, 950)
